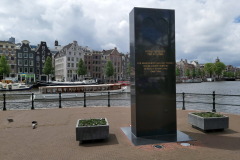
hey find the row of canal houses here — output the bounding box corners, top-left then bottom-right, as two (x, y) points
(0, 39), (130, 83)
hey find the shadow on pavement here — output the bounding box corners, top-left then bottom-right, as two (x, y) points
(78, 134), (119, 147)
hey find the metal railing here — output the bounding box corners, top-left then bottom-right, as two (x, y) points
(1, 91), (240, 111)
(0, 91), (130, 110)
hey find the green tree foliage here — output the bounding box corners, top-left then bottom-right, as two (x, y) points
(235, 72), (238, 77)
(223, 71), (227, 77)
(213, 62), (226, 78)
(127, 62), (130, 76)
(0, 55), (10, 78)
(42, 56), (54, 75)
(104, 60), (114, 77)
(197, 68), (201, 77)
(185, 68), (190, 77)
(204, 63), (214, 77)
(176, 67), (180, 76)
(202, 70), (205, 77)
(191, 69), (196, 78)
(76, 58), (87, 79)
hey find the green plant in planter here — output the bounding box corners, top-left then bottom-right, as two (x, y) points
(193, 112), (224, 118)
(78, 118), (106, 126)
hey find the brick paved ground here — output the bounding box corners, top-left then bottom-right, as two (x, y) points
(0, 107), (240, 160)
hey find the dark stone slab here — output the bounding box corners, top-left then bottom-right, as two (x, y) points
(130, 7), (176, 137)
(121, 127), (195, 146)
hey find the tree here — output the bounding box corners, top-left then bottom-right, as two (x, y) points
(204, 63), (214, 77)
(104, 60), (114, 81)
(213, 62), (226, 78)
(202, 70), (205, 77)
(0, 55), (10, 78)
(223, 71), (227, 77)
(185, 68), (190, 78)
(197, 68), (201, 77)
(191, 69), (196, 78)
(176, 67), (180, 77)
(127, 62), (130, 76)
(42, 56), (54, 75)
(76, 58), (87, 80)
(235, 72), (238, 78)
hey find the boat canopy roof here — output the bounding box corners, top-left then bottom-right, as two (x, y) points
(39, 83), (122, 89)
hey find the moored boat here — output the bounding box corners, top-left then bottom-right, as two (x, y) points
(0, 80), (32, 91)
(32, 83), (127, 100)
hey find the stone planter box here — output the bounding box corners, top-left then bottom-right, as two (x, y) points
(76, 118), (109, 143)
(188, 112), (229, 131)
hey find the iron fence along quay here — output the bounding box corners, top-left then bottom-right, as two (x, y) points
(1, 91), (240, 112)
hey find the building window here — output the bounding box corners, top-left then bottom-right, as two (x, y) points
(11, 56), (14, 60)
(85, 61), (87, 64)
(88, 61), (90, 64)
(36, 56), (40, 61)
(71, 57), (74, 61)
(29, 60), (34, 66)
(6, 46), (8, 48)
(68, 57), (70, 61)
(68, 63), (70, 67)
(6, 56), (9, 60)
(11, 46), (14, 49)
(88, 66), (90, 69)
(115, 51), (117, 55)
(18, 67), (23, 73)
(11, 65), (14, 69)
(11, 51), (14, 54)
(37, 69), (40, 74)
(69, 52), (71, 55)
(76, 58), (79, 62)
(71, 63), (74, 67)
(5, 50), (9, 54)
(67, 70), (72, 78)
(42, 51), (45, 54)
(42, 46), (45, 50)
(29, 53), (33, 58)
(24, 53), (28, 58)
(18, 60), (22, 65)
(0, 50), (2, 53)
(89, 57), (90, 59)
(36, 62), (40, 67)
(24, 59), (28, 66)
(76, 63), (78, 67)
(93, 61), (95, 64)
(74, 52), (76, 55)
(0, 45), (3, 47)
(23, 47), (28, 52)
(29, 68), (33, 73)
(24, 67), (28, 73)
(79, 53), (81, 56)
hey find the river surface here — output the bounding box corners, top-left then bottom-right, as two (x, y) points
(1, 81), (240, 114)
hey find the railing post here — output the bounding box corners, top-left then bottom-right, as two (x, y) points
(3, 94), (6, 111)
(84, 92), (86, 107)
(108, 91), (110, 107)
(31, 93), (34, 110)
(212, 91), (216, 112)
(59, 92), (62, 108)
(182, 92), (185, 110)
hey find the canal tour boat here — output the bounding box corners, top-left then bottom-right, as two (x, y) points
(32, 83), (127, 100)
(0, 80), (32, 91)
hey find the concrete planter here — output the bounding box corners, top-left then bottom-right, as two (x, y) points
(76, 118), (109, 142)
(188, 112), (229, 131)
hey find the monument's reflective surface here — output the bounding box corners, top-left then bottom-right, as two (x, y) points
(130, 7), (176, 137)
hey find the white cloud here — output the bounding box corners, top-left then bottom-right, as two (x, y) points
(0, 0), (240, 66)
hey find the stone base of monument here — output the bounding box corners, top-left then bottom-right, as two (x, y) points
(120, 127), (195, 146)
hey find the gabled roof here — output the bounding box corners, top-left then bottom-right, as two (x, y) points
(62, 43), (72, 51)
(0, 41), (14, 44)
(103, 49), (114, 55)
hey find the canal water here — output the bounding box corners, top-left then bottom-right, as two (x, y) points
(1, 81), (240, 114)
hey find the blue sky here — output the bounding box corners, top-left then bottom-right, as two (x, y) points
(0, 0), (240, 67)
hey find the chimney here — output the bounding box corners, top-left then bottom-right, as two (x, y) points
(114, 47), (117, 50)
(185, 59), (187, 63)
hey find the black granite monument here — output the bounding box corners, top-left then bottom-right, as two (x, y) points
(121, 7), (194, 146)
